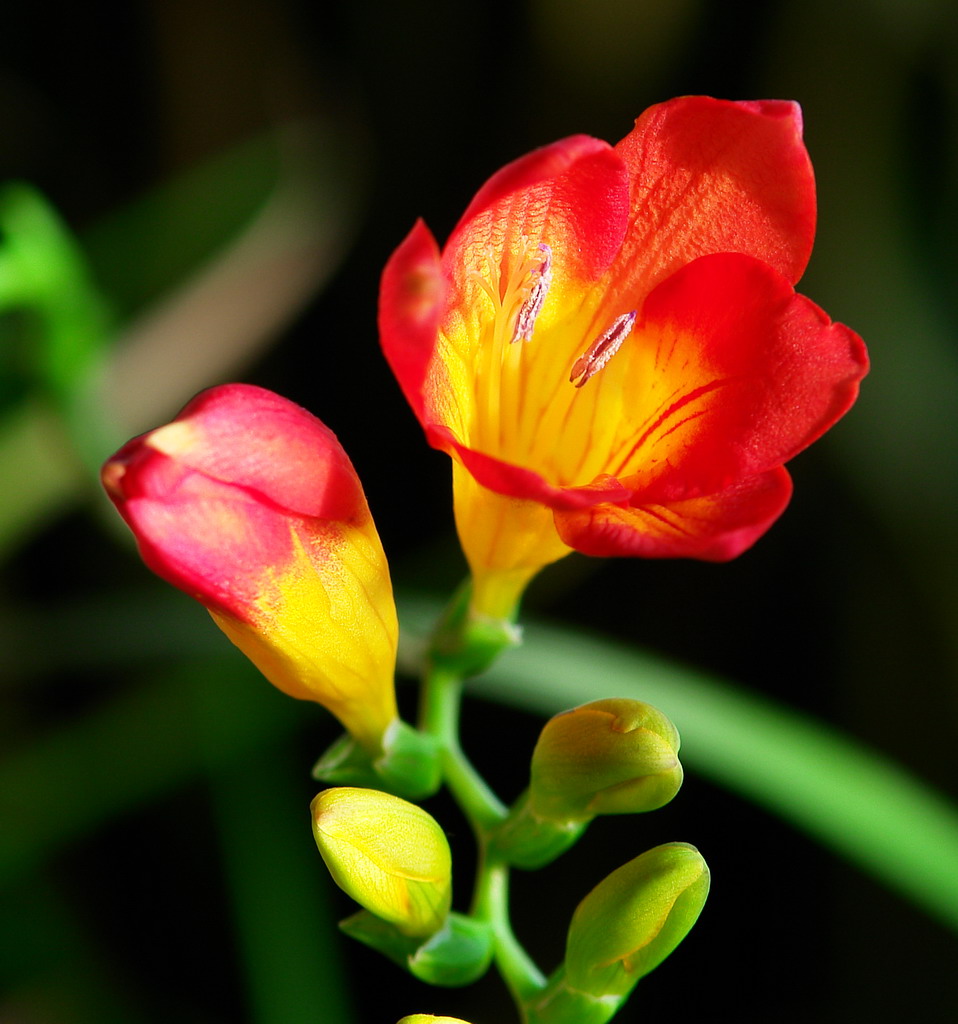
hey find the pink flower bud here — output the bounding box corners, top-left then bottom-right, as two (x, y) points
(102, 383), (398, 752)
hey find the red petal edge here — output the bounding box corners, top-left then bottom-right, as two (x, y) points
(624, 252), (868, 503)
(378, 220), (446, 425)
(554, 467), (794, 561)
(160, 384), (365, 523)
(429, 425), (631, 511)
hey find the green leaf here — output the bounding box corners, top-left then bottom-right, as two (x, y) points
(0, 184), (113, 467)
(0, 655), (302, 883)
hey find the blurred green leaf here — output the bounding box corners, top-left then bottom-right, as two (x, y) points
(202, 731), (353, 1022)
(0, 184), (114, 467)
(0, 878), (148, 1022)
(95, 119), (365, 437)
(0, 404), (84, 560)
(82, 133), (284, 319)
(0, 119), (364, 562)
(0, 656), (302, 882)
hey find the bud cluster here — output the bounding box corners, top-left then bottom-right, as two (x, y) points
(101, 381), (712, 1021)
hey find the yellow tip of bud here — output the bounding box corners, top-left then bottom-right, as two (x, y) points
(396, 1016), (473, 1024)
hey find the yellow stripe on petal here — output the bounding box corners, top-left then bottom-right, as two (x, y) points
(210, 519), (399, 754)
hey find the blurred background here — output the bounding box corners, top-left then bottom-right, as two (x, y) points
(2, 0), (957, 1021)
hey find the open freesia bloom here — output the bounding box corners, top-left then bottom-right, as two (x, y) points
(379, 96), (869, 619)
(101, 384), (398, 753)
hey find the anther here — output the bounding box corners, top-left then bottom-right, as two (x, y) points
(570, 311), (637, 387)
(510, 243), (553, 344)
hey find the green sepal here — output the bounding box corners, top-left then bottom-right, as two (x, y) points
(407, 913), (494, 987)
(428, 580), (521, 678)
(339, 908), (421, 967)
(312, 720), (441, 800)
(491, 791), (588, 869)
(523, 967), (621, 1024)
(340, 911), (493, 988)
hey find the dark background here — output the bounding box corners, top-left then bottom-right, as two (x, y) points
(2, 1), (957, 1021)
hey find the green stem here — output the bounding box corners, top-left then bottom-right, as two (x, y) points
(472, 853), (547, 1008)
(420, 660), (547, 1014)
(419, 663), (507, 833)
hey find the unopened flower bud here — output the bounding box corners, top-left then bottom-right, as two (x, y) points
(494, 699), (683, 868)
(565, 843), (709, 998)
(101, 384), (399, 754)
(530, 698), (683, 820)
(396, 1016), (472, 1023)
(311, 787), (451, 939)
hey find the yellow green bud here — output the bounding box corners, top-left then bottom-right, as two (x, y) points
(396, 1015), (472, 1023)
(530, 698), (683, 820)
(493, 699), (684, 869)
(311, 787), (452, 938)
(565, 843), (709, 998)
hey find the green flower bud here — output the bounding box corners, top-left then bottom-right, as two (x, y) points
(311, 787), (452, 938)
(530, 698), (683, 820)
(493, 699), (683, 868)
(565, 843), (709, 999)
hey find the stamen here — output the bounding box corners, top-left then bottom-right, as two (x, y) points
(510, 243), (552, 344)
(469, 245), (502, 307)
(570, 311), (637, 388)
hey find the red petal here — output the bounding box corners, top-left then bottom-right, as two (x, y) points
(449, 135), (630, 280)
(113, 384), (366, 523)
(613, 253), (867, 503)
(378, 220), (447, 426)
(605, 96), (816, 304)
(116, 461), (305, 618)
(554, 468), (793, 561)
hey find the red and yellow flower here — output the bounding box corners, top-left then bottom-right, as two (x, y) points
(101, 383), (398, 754)
(379, 96), (869, 620)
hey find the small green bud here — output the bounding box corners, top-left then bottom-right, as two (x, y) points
(565, 843), (709, 999)
(530, 698), (683, 820)
(311, 787), (452, 938)
(493, 699), (683, 868)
